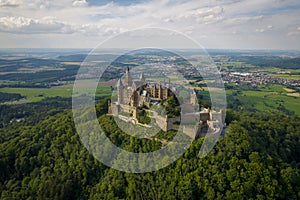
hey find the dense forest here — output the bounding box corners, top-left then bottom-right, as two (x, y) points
(0, 92), (24, 103)
(0, 97), (71, 129)
(0, 58), (79, 87)
(0, 98), (300, 199)
(232, 56), (300, 70)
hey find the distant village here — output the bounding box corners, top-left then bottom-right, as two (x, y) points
(222, 72), (300, 87)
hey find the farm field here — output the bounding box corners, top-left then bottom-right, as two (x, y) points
(0, 85), (112, 103)
(269, 74), (300, 80)
(227, 84), (300, 116)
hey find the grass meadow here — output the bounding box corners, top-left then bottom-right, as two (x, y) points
(0, 85), (112, 103)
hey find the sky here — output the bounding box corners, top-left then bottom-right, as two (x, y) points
(0, 0), (300, 50)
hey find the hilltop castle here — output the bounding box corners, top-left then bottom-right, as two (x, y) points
(115, 67), (172, 107)
(108, 67), (222, 139)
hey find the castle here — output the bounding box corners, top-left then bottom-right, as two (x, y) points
(115, 67), (171, 108)
(108, 67), (223, 139)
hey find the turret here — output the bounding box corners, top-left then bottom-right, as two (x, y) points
(116, 79), (123, 88)
(139, 72), (146, 83)
(116, 79), (123, 104)
(125, 67), (132, 86)
(190, 91), (198, 106)
(132, 81), (137, 91)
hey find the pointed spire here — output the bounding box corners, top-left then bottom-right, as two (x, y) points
(139, 72), (145, 83)
(132, 81), (137, 90)
(124, 66), (132, 86)
(190, 91), (198, 106)
(117, 79), (123, 87)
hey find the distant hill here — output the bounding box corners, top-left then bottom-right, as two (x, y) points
(57, 54), (88, 62)
(233, 56), (300, 69)
(57, 54), (120, 62)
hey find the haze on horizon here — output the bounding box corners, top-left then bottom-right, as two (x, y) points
(0, 0), (300, 50)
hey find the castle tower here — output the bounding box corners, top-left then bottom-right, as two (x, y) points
(107, 99), (112, 114)
(139, 72), (146, 84)
(190, 91), (198, 106)
(132, 81), (137, 91)
(117, 79), (123, 104)
(124, 67), (132, 86)
(130, 91), (139, 107)
(162, 86), (169, 99)
(158, 83), (162, 99)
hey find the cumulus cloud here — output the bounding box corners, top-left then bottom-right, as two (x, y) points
(0, 0), (299, 49)
(0, 17), (74, 34)
(287, 32), (299, 36)
(255, 25), (273, 33)
(0, 16), (126, 36)
(287, 26), (300, 36)
(174, 6), (224, 24)
(74, 23), (125, 36)
(72, 0), (88, 7)
(0, 0), (19, 7)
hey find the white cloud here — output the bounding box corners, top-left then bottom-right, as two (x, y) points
(72, 0), (87, 7)
(0, 16), (126, 36)
(0, 0), (299, 49)
(226, 15), (264, 25)
(255, 28), (265, 33)
(287, 32), (299, 36)
(287, 26), (300, 36)
(255, 25), (273, 33)
(0, 0), (19, 7)
(173, 6), (224, 24)
(0, 16), (73, 34)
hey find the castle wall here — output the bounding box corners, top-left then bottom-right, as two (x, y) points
(167, 117), (180, 130)
(110, 103), (119, 116)
(154, 114), (168, 131)
(210, 111), (222, 123)
(200, 112), (209, 122)
(146, 86), (169, 100)
(119, 104), (131, 113)
(190, 93), (198, 105)
(181, 125), (199, 139)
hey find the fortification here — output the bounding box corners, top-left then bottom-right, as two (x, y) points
(108, 68), (223, 139)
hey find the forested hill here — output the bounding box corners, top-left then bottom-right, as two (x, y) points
(0, 100), (300, 199)
(232, 56), (300, 70)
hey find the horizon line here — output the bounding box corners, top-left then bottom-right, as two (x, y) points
(0, 48), (299, 52)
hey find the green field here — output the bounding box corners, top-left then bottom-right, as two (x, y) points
(0, 85), (112, 103)
(227, 84), (300, 116)
(0, 80), (22, 87)
(222, 62), (255, 72)
(270, 74), (300, 80)
(2, 81), (300, 116)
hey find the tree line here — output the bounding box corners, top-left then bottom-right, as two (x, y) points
(0, 99), (299, 199)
